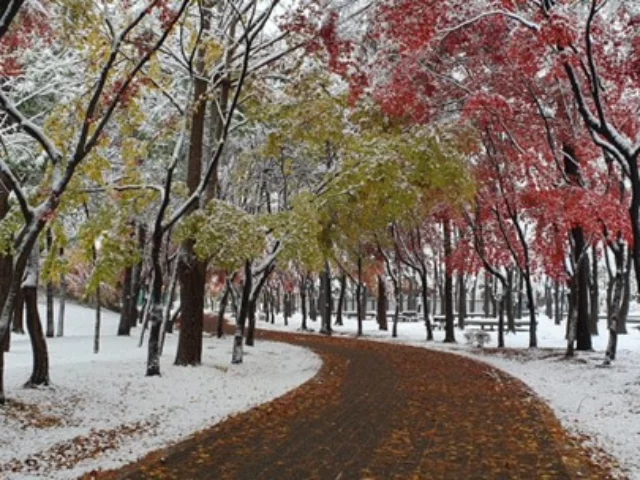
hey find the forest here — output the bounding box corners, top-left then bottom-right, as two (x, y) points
(0, 0), (639, 417)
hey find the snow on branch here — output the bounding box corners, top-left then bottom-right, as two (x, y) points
(0, 90), (63, 165)
(438, 10), (541, 38)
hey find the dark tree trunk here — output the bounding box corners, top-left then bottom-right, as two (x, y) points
(457, 273), (466, 329)
(57, 254), (66, 337)
(498, 296), (505, 348)
(232, 261), (252, 364)
(216, 278), (231, 338)
(335, 274), (346, 326)
(174, 253), (206, 366)
(320, 261), (332, 335)
(572, 227), (592, 351)
(469, 276), (477, 313)
(356, 253), (363, 336)
(45, 229), (54, 338)
(24, 286), (49, 387)
(300, 277), (308, 330)
(516, 271), (524, 319)
(118, 265), (134, 336)
(309, 279), (317, 321)
(483, 271), (491, 317)
(246, 266), (274, 346)
(554, 281), (561, 325)
(443, 220), (456, 343)
(589, 244), (599, 335)
(506, 269), (515, 332)
(523, 269), (538, 348)
(12, 289), (24, 334)
(545, 278), (553, 319)
(419, 270), (433, 341)
(376, 275), (388, 331)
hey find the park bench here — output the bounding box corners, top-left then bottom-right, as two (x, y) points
(463, 329), (491, 347)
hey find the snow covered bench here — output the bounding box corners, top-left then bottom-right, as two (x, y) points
(464, 329), (491, 347)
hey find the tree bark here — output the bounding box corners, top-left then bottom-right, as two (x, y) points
(419, 270), (433, 341)
(232, 261), (252, 364)
(45, 229), (55, 338)
(175, 252), (206, 366)
(24, 246), (49, 387)
(457, 273), (466, 329)
(572, 227), (592, 351)
(320, 261), (332, 335)
(216, 277), (231, 338)
(589, 244), (599, 335)
(118, 265), (133, 335)
(356, 253), (363, 336)
(376, 275), (388, 331)
(300, 276), (308, 330)
(443, 219), (456, 343)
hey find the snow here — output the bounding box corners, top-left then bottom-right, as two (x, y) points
(259, 311), (640, 479)
(0, 301), (321, 479)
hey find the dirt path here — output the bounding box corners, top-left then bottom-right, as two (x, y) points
(92, 330), (617, 480)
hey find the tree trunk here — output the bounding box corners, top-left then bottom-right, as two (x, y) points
(554, 281), (561, 325)
(443, 220), (455, 343)
(356, 253), (363, 336)
(506, 269), (515, 332)
(94, 285), (101, 354)
(12, 289), (24, 334)
(217, 278), (231, 338)
(457, 273), (465, 329)
(300, 277), (308, 330)
(589, 244), (599, 335)
(246, 265), (274, 346)
(544, 278), (553, 319)
(45, 229), (55, 338)
(524, 269), (538, 348)
(516, 271), (524, 319)
(320, 261), (332, 335)
(118, 265), (133, 336)
(309, 279), (317, 321)
(232, 261), (252, 364)
(572, 227), (592, 351)
(469, 276), (477, 313)
(335, 274), (346, 326)
(498, 295), (505, 348)
(419, 270), (433, 341)
(174, 250), (206, 366)
(483, 271), (491, 317)
(57, 262), (66, 337)
(376, 275), (388, 331)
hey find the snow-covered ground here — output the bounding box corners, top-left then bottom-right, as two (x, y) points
(0, 301), (321, 480)
(259, 312), (640, 479)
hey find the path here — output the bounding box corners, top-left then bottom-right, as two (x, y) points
(92, 330), (616, 479)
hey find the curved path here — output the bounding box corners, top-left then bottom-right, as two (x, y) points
(93, 330), (614, 480)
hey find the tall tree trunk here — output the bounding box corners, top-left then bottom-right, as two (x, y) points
(45, 229), (54, 338)
(118, 265), (133, 336)
(554, 280), (561, 325)
(457, 273), (466, 329)
(246, 265), (274, 346)
(24, 246), (49, 387)
(419, 270), (433, 341)
(376, 275), (388, 331)
(572, 227), (592, 351)
(469, 276), (477, 314)
(498, 295), (505, 348)
(309, 279), (317, 322)
(335, 274), (346, 326)
(94, 284), (101, 354)
(57, 254), (66, 337)
(524, 269), (538, 348)
(232, 261), (252, 364)
(483, 271), (491, 317)
(356, 253), (363, 336)
(589, 244), (599, 335)
(12, 289), (24, 334)
(443, 220), (455, 343)
(216, 277), (232, 338)
(320, 261), (332, 335)
(506, 269), (515, 332)
(175, 253), (206, 366)
(516, 270), (524, 319)
(300, 276), (308, 330)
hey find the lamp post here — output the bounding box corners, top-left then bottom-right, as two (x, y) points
(93, 237), (102, 354)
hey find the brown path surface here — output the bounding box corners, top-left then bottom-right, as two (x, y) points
(91, 330), (617, 480)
